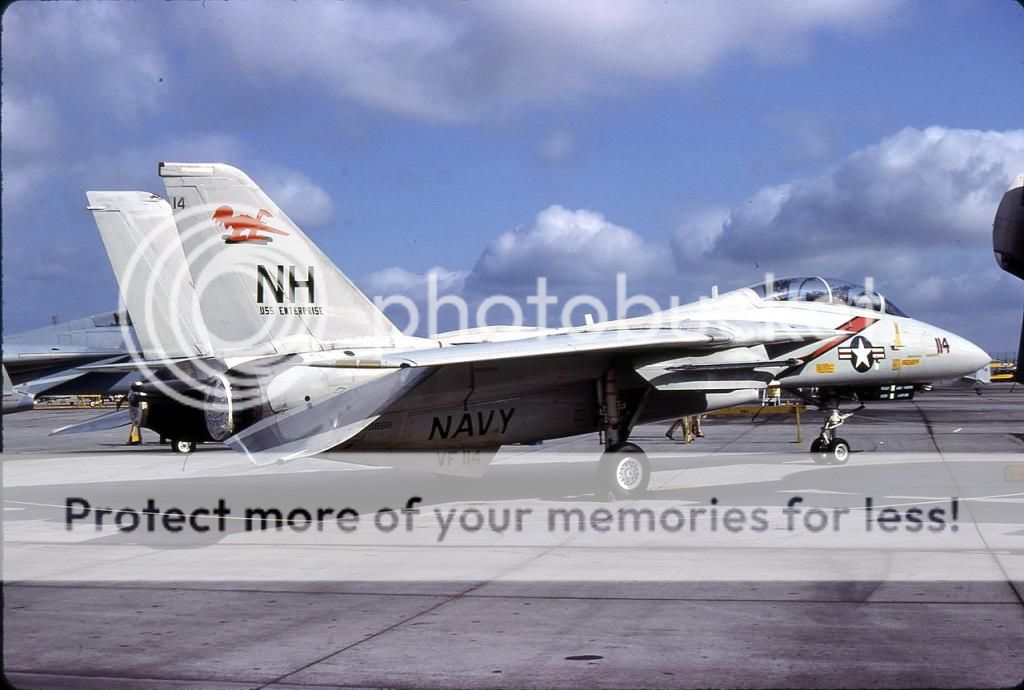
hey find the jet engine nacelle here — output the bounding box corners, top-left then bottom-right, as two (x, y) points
(131, 385), (216, 443)
(264, 366), (389, 414)
(128, 371), (265, 443)
(128, 363), (388, 444)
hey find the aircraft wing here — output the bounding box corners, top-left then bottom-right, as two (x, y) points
(3, 311), (136, 394)
(71, 357), (218, 373)
(309, 321), (841, 369)
(2, 348), (129, 380)
(232, 321), (836, 463)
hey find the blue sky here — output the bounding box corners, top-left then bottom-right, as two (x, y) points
(3, 1), (1023, 354)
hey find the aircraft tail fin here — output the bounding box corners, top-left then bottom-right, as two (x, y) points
(158, 163), (400, 357)
(87, 191), (212, 359)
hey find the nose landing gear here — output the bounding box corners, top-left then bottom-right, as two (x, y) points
(811, 408), (854, 465)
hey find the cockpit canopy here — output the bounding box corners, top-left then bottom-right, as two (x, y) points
(745, 276), (908, 317)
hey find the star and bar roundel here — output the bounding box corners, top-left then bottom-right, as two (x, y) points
(838, 335), (886, 373)
(789, 316), (886, 375)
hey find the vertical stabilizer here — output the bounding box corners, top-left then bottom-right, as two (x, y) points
(87, 191), (212, 359)
(159, 163), (400, 356)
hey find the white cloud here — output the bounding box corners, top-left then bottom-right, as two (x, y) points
(468, 204), (667, 290)
(1, 91), (65, 203)
(538, 128), (577, 164)
(358, 206), (672, 331)
(361, 266), (468, 297)
(467, 205), (664, 292)
(201, 3), (476, 123)
(359, 266), (470, 335)
(663, 126), (1024, 351)
(691, 127), (1024, 265)
(250, 167), (335, 230)
(2, 3), (168, 122)
(762, 109), (841, 163)
(183, 1), (899, 123)
(0, 2), (901, 130)
(339, 125), (1024, 349)
(480, 1), (892, 78)
(80, 133), (244, 190)
(673, 208), (730, 262)
(59, 135), (335, 229)
(1, 92), (61, 159)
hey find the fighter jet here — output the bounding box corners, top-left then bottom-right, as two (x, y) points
(2, 311), (138, 413)
(59, 163), (989, 498)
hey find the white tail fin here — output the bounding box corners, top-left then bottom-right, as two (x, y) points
(87, 191), (213, 359)
(158, 163), (400, 356)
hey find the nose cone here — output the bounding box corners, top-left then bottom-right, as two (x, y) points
(948, 333), (990, 378)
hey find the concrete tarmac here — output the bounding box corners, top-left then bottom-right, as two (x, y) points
(4, 386), (1023, 688)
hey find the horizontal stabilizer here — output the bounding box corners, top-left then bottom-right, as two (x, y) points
(3, 366), (35, 413)
(225, 367), (429, 465)
(3, 391), (35, 414)
(51, 409), (133, 436)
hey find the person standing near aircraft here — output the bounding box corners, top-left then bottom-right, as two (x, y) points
(665, 415), (704, 443)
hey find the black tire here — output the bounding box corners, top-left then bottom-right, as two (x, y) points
(810, 437), (832, 464)
(171, 439), (196, 454)
(599, 443), (650, 500)
(828, 438), (850, 465)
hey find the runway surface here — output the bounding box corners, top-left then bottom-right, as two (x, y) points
(4, 386), (1023, 688)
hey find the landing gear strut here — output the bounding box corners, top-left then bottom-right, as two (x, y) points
(811, 408), (853, 465)
(597, 369), (650, 499)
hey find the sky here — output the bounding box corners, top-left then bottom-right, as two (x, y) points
(2, 0), (1023, 355)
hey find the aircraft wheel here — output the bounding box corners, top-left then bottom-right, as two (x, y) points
(810, 438), (831, 464)
(171, 439), (196, 454)
(828, 438), (850, 465)
(599, 443), (650, 500)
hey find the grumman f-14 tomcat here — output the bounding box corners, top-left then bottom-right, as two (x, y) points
(56, 163), (990, 498)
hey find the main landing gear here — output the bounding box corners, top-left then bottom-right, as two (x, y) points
(170, 439), (197, 454)
(597, 369), (651, 499)
(599, 442), (650, 499)
(811, 408), (854, 465)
